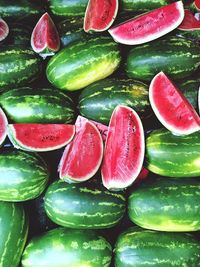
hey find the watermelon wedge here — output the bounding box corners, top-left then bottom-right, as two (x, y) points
(178, 9), (200, 30)
(0, 18), (9, 41)
(101, 105), (145, 190)
(7, 124), (75, 152)
(0, 108), (8, 146)
(149, 72), (200, 135)
(108, 1), (184, 45)
(84, 0), (118, 32)
(59, 120), (103, 183)
(195, 0), (200, 10)
(31, 12), (60, 57)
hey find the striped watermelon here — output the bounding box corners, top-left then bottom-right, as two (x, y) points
(146, 129), (200, 177)
(22, 228), (112, 267)
(0, 201), (28, 267)
(0, 108), (7, 146)
(128, 176), (200, 231)
(44, 180), (126, 229)
(121, 0), (170, 12)
(0, 149), (49, 201)
(46, 37), (121, 91)
(4, 23), (31, 46)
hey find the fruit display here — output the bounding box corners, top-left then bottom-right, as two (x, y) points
(0, 1), (200, 266)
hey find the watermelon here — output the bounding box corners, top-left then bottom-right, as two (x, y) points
(84, 0), (118, 32)
(146, 129), (200, 177)
(126, 36), (200, 82)
(44, 180), (126, 229)
(21, 228), (112, 267)
(115, 227), (200, 266)
(190, 0), (200, 12)
(121, 0), (170, 12)
(0, 149), (49, 201)
(149, 72), (200, 135)
(128, 176), (200, 231)
(0, 108), (7, 146)
(46, 37), (121, 91)
(7, 124), (75, 152)
(0, 46), (42, 90)
(4, 23), (31, 46)
(31, 12), (60, 57)
(0, 18), (9, 42)
(0, 87), (75, 123)
(78, 78), (150, 125)
(0, 201), (28, 267)
(178, 9), (200, 30)
(109, 1), (184, 45)
(102, 105), (145, 190)
(59, 120), (103, 183)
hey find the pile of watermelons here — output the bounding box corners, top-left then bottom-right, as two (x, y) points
(0, 0), (200, 266)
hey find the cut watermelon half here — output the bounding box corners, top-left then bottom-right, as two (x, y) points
(59, 120), (103, 183)
(0, 108), (8, 146)
(0, 18), (9, 41)
(149, 72), (200, 135)
(84, 0), (118, 32)
(31, 12), (60, 57)
(178, 9), (200, 30)
(7, 124), (75, 152)
(101, 105), (145, 190)
(108, 1), (184, 45)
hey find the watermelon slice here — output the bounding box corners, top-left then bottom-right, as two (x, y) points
(31, 12), (60, 57)
(59, 120), (103, 183)
(0, 108), (8, 146)
(149, 72), (200, 135)
(178, 9), (200, 30)
(7, 124), (75, 152)
(195, 0), (200, 10)
(108, 1), (184, 45)
(0, 18), (9, 41)
(101, 105), (145, 190)
(84, 0), (118, 32)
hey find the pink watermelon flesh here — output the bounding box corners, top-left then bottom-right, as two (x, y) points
(31, 12), (60, 55)
(0, 108), (8, 145)
(59, 120), (103, 183)
(8, 124), (75, 152)
(84, 0), (118, 32)
(0, 18), (9, 41)
(178, 9), (200, 30)
(149, 72), (200, 136)
(195, 0), (200, 10)
(101, 105), (145, 190)
(108, 1), (184, 45)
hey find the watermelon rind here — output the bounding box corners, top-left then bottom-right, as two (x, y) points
(0, 108), (8, 146)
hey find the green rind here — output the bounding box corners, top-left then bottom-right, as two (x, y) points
(146, 129), (200, 177)
(128, 177), (200, 231)
(0, 87), (75, 123)
(22, 227), (112, 267)
(79, 78), (150, 124)
(0, 202), (28, 267)
(126, 36), (200, 82)
(46, 37), (121, 91)
(115, 227), (200, 267)
(121, 0), (170, 12)
(0, 46), (42, 90)
(44, 180), (126, 229)
(0, 149), (49, 201)
(5, 23), (31, 46)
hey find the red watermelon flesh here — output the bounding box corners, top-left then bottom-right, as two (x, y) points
(101, 105), (145, 190)
(31, 12), (60, 55)
(195, 0), (200, 10)
(178, 9), (200, 30)
(7, 124), (75, 152)
(136, 167), (149, 182)
(108, 1), (184, 45)
(0, 108), (8, 145)
(59, 120), (103, 183)
(149, 72), (200, 136)
(84, 0), (118, 32)
(0, 18), (9, 41)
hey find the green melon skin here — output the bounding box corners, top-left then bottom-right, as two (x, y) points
(5, 23), (31, 46)
(46, 37), (121, 91)
(44, 180), (126, 229)
(121, 0), (170, 12)
(79, 78), (150, 124)
(0, 149), (49, 201)
(115, 227), (200, 267)
(0, 46), (42, 90)
(0, 87), (75, 123)
(128, 176), (200, 232)
(21, 228), (112, 267)
(0, 201), (28, 267)
(146, 129), (200, 177)
(126, 37), (200, 82)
